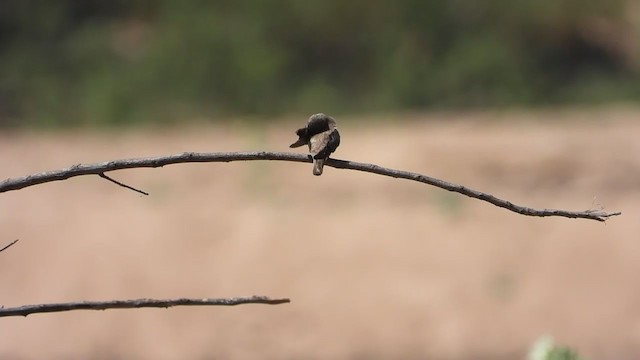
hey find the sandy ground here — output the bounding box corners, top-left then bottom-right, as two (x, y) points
(0, 108), (639, 359)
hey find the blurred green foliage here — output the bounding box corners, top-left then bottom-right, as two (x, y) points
(529, 336), (585, 360)
(0, 0), (638, 126)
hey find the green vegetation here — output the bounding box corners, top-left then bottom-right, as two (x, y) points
(0, 0), (638, 127)
(529, 336), (585, 360)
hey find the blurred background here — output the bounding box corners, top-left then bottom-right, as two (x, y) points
(1, 0), (639, 126)
(1, 1), (640, 359)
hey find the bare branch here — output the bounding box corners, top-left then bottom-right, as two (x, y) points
(0, 296), (290, 317)
(0, 239), (19, 253)
(0, 151), (621, 221)
(328, 158), (621, 222)
(98, 172), (149, 196)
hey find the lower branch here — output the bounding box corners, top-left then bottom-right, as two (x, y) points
(0, 151), (621, 221)
(0, 296), (290, 317)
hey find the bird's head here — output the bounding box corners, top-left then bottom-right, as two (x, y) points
(289, 113), (337, 148)
(306, 113), (336, 135)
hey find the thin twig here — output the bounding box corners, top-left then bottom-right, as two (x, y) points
(0, 239), (19, 253)
(0, 151), (621, 221)
(0, 296), (290, 317)
(98, 172), (149, 195)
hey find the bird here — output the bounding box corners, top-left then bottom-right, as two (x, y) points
(289, 113), (341, 176)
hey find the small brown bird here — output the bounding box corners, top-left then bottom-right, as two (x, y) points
(290, 113), (341, 176)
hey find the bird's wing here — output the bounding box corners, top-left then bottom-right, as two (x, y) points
(310, 129), (340, 159)
(309, 130), (331, 157)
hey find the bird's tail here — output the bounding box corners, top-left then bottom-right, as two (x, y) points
(313, 159), (324, 176)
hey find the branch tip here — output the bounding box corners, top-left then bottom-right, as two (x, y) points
(0, 239), (19, 253)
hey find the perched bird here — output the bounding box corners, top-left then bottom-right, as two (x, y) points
(290, 113), (341, 176)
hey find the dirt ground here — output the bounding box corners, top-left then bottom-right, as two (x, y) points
(1, 108), (639, 359)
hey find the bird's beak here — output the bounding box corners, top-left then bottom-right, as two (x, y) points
(289, 138), (307, 148)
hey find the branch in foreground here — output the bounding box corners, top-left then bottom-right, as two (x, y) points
(0, 296), (290, 317)
(0, 239), (19, 253)
(0, 151), (621, 222)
